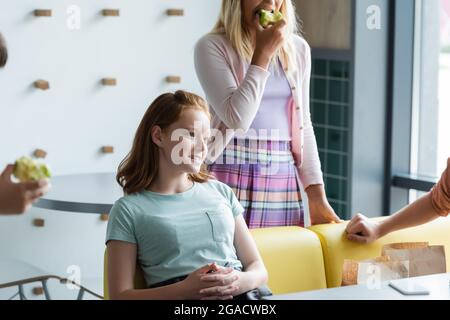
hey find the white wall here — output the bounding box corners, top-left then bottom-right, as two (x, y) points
(0, 0), (221, 299)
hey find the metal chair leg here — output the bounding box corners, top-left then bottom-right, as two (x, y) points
(18, 285), (27, 300)
(42, 280), (51, 300)
(77, 288), (85, 300)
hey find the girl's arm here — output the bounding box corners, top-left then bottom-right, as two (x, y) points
(232, 214), (268, 292)
(378, 194), (441, 236)
(346, 194), (440, 244)
(346, 158), (450, 243)
(107, 240), (187, 300)
(200, 214), (268, 299)
(108, 240), (233, 300)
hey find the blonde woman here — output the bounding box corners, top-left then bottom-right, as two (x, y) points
(194, 0), (341, 228)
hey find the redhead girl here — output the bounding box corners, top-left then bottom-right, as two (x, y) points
(195, 0), (341, 229)
(106, 91), (268, 300)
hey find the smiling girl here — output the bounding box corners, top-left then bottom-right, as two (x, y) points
(106, 91), (268, 300)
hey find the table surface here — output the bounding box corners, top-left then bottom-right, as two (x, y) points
(0, 258), (54, 287)
(0, 258), (103, 298)
(35, 172), (122, 214)
(264, 273), (450, 300)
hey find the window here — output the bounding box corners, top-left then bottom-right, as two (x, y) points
(409, 0), (450, 201)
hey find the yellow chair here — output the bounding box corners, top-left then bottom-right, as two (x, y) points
(104, 227), (327, 298)
(309, 217), (450, 288)
(250, 227), (327, 294)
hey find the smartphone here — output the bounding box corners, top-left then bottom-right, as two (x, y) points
(388, 280), (430, 296)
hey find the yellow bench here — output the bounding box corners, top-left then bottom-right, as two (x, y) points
(250, 227), (327, 294)
(309, 217), (450, 288)
(103, 217), (450, 299)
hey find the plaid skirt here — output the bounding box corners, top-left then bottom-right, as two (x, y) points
(208, 138), (304, 229)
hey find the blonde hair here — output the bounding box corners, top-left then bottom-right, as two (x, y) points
(212, 0), (301, 73)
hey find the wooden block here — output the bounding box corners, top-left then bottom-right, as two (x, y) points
(102, 9), (120, 16)
(166, 9), (184, 16)
(102, 78), (117, 86)
(33, 149), (47, 159)
(34, 80), (50, 90)
(166, 76), (181, 84)
(100, 213), (109, 221)
(34, 9), (52, 17)
(101, 146), (114, 154)
(32, 287), (44, 295)
(295, 0), (351, 50)
(33, 218), (45, 227)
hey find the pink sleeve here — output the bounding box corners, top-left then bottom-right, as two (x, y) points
(194, 35), (270, 131)
(297, 40), (324, 189)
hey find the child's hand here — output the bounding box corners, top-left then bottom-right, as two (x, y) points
(198, 266), (242, 300)
(345, 213), (382, 244)
(180, 263), (236, 300)
(0, 164), (49, 214)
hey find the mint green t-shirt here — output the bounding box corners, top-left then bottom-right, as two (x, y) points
(105, 180), (245, 287)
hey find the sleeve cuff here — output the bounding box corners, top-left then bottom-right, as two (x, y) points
(298, 169), (324, 190)
(431, 186), (450, 217)
(105, 233), (137, 245)
(248, 64), (271, 78)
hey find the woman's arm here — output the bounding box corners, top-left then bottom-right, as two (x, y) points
(194, 35), (270, 132)
(295, 38), (341, 224)
(297, 39), (323, 189)
(107, 240), (187, 300)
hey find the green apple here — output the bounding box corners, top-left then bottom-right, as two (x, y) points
(259, 9), (283, 28)
(13, 156), (51, 182)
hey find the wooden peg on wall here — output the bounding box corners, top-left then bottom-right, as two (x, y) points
(34, 80), (50, 90)
(33, 218), (45, 227)
(166, 76), (181, 84)
(33, 149), (47, 159)
(102, 78), (117, 86)
(102, 9), (120, 16)
(32, 287), (44, 295)
(101, 146), (114, 154)
(100, 213), (109, 221)
(166, 9), (184, 16)
(34, 9), (52, 17)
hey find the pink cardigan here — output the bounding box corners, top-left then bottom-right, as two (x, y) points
(194, 33), (323, 189)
